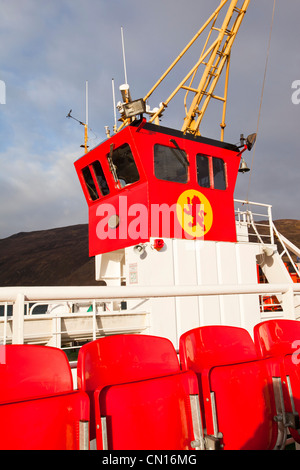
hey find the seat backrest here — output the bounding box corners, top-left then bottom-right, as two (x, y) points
(98, 371), (198, 450)
(0, 344), (73, 403)
(179, 325), (257, 372)
(207, 359), (276, 450)
(77, 334), (180, 393)
(254, 319), (300, 358)
(254, 320), (300, 446)
(0, 390), (90, 450)
(180, 325), (278, 450)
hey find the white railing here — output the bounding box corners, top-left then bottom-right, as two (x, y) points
(271, 223), (300, 278)
(235, 200), (300, 280)
(1, 283), (300, 349)
(0, 287), (151, 349)
(234, 199), (274, 244)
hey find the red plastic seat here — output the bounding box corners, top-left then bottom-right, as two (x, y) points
(77, 334), (203, 450)
(179, 325), (280, 450)
(254, 319), (300, 443)
(0, 345), (89, 450)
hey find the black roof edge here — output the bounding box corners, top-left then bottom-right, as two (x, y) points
(131, 119), (240, 152)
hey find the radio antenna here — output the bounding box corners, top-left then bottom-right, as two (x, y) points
(66, 81), (89, 153)
(121, 26), (128, 85)
(112, 78), (117, 132)
(83, 80), (88, 153)
(85, 80), (88, 128)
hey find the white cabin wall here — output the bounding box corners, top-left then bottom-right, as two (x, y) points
(125, 239), (262, 348)
(172, 239), (203, 335)
(195, 241), (221, 327)
(235, 243), (262, 333)
(125, 241), (180, 345)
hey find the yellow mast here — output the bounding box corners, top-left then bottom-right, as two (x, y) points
(144, 0), (251, 140)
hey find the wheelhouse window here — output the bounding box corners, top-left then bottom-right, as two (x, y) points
(82, 160), (110, 201)
(91, 161), (110, 195)
(154, 144), (188, 183)
(196, 154), (227, 190)
(109, 143), (139, 187)
(213, 157), (226, 190)
(196, 154), (210, 188)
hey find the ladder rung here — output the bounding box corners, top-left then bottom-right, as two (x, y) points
(211, 27), (232, 36)
(201, 91), (226, 102)
(211, 27), (222, 33)
(181, 85), (200, 94)
(184, 87), (226, 103)
(211, 94), (226, 102)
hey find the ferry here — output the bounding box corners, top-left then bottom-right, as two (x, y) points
(0, 0), (300, 450)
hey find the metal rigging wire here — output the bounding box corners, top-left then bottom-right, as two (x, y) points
(245, 0), (277, 203)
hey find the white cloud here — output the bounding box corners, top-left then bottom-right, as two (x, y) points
(0, 142), (87, 237)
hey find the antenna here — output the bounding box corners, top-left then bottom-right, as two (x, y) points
(83, 81), (88, 153)
(121, 26), (128, 85)
(112, 78), (117, 132)
(85, 80), (88, 128)
(65, 81), (89, 153)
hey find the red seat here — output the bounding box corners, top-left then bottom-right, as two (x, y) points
(77, 334), (203, 450)
(179, 325), (280, 450)
(0, 345), (89, 450)
(254, 319), (300, 444)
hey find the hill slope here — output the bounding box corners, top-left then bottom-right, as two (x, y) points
(0, 224), (99, 286)
(0, 220), (299, 287)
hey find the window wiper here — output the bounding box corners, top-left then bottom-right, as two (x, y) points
(107, 143), (119, 184)
(170, 139), (190, 167)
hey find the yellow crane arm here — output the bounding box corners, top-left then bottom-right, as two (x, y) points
(144, 0), (251, 140)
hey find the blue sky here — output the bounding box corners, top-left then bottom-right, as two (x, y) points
(0, 0), (299, 239)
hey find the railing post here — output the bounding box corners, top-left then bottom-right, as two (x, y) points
(49, 316), (62, 348)
(282, 286), (296, 320)
(92, 300), (97, 341)
(12, 293), (25, 344)
(268, 205), (274, 245)
(3, 303), (8, 345)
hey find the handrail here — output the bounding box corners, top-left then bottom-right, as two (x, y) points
(1, 283), (299, 347)
(0, 283), (299, 302)
(234, 199), (274, 244)
(271, 222), (300, 278)
(235, 200), (300, 280)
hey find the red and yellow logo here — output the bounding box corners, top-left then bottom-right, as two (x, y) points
(176, 189), (213, 239)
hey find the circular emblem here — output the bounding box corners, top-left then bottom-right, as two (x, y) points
(176, 189), (213, 239)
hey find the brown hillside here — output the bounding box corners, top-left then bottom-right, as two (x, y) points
(273, 220), (300, 249)
(0, 224), (99, 287)
(0, 220), (299, 287)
